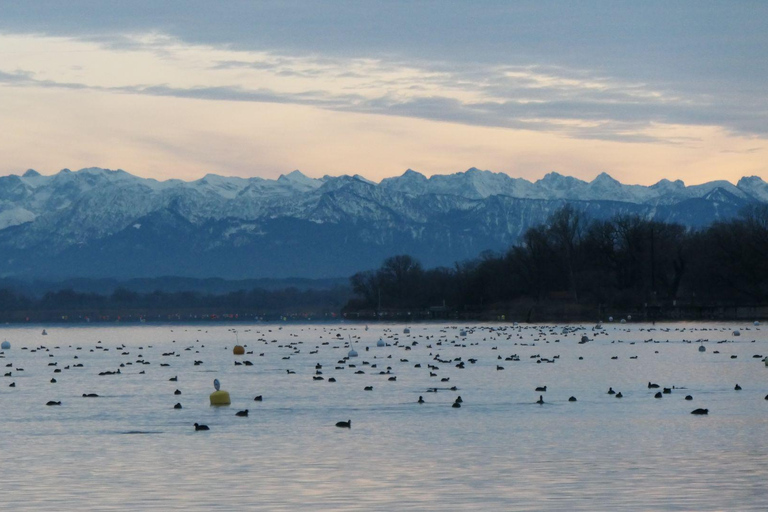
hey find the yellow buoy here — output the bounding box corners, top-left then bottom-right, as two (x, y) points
(233, 345), (245, 355)
(210, 390), (231, 406)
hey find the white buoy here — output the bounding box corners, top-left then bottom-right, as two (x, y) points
(403, 328), (410, 334)
(1, 341), (9, 350)
(460, 330), (467, 337)
(608, 316), (614, 322)
(620, 319), (626, 324)
(348, 348), (358, 357)
(627, 315), (632, 321)
(754, 321), (760, 326)
(733, 330), (741, 337)
(698, 345), (706, 352)
(377, 338), (385, 347)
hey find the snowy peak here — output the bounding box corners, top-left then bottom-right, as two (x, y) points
(591, 172), (620, 186)
(650, 178), (686, 192)
(278, 169), (309, 184)
(701, 187), (742, 204)
(277, 170), (323, 193)
(403, 168), (427, 178)
(457, 167), (522, 199)
(537, 171), (586, 188)
(193, 173), (251, 199)
(380, 169), (429, 195)
(532, 172), (590, 199)
(382, 167), (533, 199)
(352, 174), (376, 185)
(737, 176), (768, 202)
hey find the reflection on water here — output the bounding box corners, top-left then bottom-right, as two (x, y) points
(0, 322), (766, 510)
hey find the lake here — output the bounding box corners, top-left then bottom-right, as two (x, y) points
(0, 321), (765, 510)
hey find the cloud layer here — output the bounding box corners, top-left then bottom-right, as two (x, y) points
(0, 2), (766, 183)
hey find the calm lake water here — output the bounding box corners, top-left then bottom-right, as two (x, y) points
(0, 321), (766, 511)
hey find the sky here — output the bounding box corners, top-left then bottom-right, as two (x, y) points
(0, 1), (766, 185)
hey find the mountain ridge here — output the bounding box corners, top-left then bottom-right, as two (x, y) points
(0, 166), (764, 279)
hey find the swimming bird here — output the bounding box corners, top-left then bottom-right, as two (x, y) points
(655, 392), (662, 398)
(452, 401), (461, 408)
(254, 395), (263, 401)
(536, 395), (544, 404)
(364, 386), (373, 391)
(734, 384), (742, 390)
(194, 423), (210, 430)
(418, 396), (424, 403)
(46, 400), (61, 406)
(335, 420), (351, 428)
(568, 396), (577, 402)
(174, 389), (181, 395)
(455, 396), (463, 403)
(685, 395), (693, 400)
(615, 392), (623, 398)
(691, 408), (708, 415)
(174, 403), (182, 409)
(607, 387), (615, 395)
(235, 410), (248, 417)
(169, 376), (178, 382)
(535, 386), (547, 392)
(648, 382), (660, 389)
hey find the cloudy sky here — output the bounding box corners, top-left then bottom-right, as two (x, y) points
(0, 1), (766, 184)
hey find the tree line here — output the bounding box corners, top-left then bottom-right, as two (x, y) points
(345, 204), (768, 317)
(0, 286), (351, 322)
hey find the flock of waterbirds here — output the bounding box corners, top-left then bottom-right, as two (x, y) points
(1, 321), (766, 432)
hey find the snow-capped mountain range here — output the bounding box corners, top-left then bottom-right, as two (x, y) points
(0, 167), (765, 279)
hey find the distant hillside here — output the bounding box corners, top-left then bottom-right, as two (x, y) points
(0, 167), (765, 279)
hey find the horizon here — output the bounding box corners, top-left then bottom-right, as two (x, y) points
(1, 2), (767, 186)
(3, 165), (764, 189)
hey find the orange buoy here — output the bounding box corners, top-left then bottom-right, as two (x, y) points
(233, 345), (245, 355)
